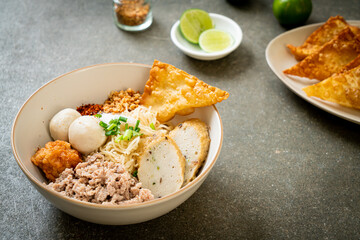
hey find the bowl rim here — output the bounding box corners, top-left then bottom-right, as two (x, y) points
(170, 13), (243, 58)
(11, 62), (224, 210)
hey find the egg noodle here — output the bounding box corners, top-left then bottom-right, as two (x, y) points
(98, 106), (173, 173)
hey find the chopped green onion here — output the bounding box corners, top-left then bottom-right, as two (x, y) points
(133, 132), (143, 137)
(105, 130), (114, 136)
(119, 116), (127, 122)
(109, 119), (119, 124)
(115, 135), (123, 142)
(129, 126), (134, 130)
(135, 128), (140, 132)
(132, 131), (139, 136)
(106, 123), (117, 131)
(125, 123), (128, 130)
(99, 121), (108, 128)
(150, 123), (155, 130)
(123, 129), (133, 141)
(135, 120), (140, 129)
(94, 114), (102, 118)
(132, 170), (138, 178)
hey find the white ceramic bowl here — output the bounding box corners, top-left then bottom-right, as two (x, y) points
(170, 13), (243, 61)
(11, 63), (224, 225)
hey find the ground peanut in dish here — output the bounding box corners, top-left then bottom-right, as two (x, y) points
(114, 0), (150, 26)
(103, 88), (141, 113)
(47, 153), (154, 205)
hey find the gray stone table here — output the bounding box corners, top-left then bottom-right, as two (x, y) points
(1, 0), (359, 239)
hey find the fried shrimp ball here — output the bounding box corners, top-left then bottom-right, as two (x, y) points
(31, 140), (82, 181)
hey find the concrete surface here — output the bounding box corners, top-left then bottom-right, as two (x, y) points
(1, 0), (360, 239)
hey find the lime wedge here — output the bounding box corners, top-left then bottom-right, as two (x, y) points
(179, 9), (214, 44)
(199, 29), (233, 53)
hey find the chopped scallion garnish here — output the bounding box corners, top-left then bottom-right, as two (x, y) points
(106, 123), (117, 131)
(150, 123), (155, 130)
(115, 135), (123, 142)
(99, 117), (142, 140)
(123, 129), (133, 140)
(105, 130), (114, 136)
(99, 121), (108, 128)
(119, 116), (127, 122)
(94, 114), (102, 118)
(133, 131), (143, 137)
(135, 120), (140, 129)
(109, 119), (119, 124)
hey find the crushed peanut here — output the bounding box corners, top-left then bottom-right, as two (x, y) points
(103, 88), (141, 113)
(114, 0), (150, 26)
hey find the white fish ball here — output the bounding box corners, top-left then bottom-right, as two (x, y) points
(68, 116), (107, 154)
(49, 108), (81, 141)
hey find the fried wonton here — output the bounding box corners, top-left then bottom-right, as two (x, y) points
(141, 60), (229, 122)
(350, 25), (360, 36)
(283, 28), (360, 80)
(287, 16), (349, 61)
(339, 54), (360, 73)
(303, 65), (360, 109)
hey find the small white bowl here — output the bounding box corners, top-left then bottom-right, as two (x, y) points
(11, 63), (224, 225)
(170, 13), (243, 61)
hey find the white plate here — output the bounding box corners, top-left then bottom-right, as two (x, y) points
(170, 13), (242, 61)
(265, 20), (360, 124)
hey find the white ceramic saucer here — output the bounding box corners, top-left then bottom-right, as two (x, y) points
(170, 13), (242, 61)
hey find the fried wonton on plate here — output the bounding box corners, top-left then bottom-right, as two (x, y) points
(287, 16), (349, 61)
(303, 64), (360, 109)
(339, 54), (360, 73)
(350, 25), (360, 36)
(283, 27), (360, 80)
(141, 60), (229, 122)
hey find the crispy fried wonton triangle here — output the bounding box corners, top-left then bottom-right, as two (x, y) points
(283, 27), (360, 80)
(339, 54), (360, 73)
(350, 26), (360, 36)
(287, 16), (349, 61)
(141, 60), (229, 122)
(303, 65), (360, 109)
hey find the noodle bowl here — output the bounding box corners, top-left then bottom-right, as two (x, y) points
(12, 62), (223, 224)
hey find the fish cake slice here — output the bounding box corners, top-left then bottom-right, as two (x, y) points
(141, 60), (229, 122)
(284, 28), (360, 80)
(303, 65), (360, 109)
(287, 16), (349, 61)
(138, 136), (185, 198)
(169, 119), (210, 186)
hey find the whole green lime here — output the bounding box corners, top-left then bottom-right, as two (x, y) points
(273, 0), (312, 26)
